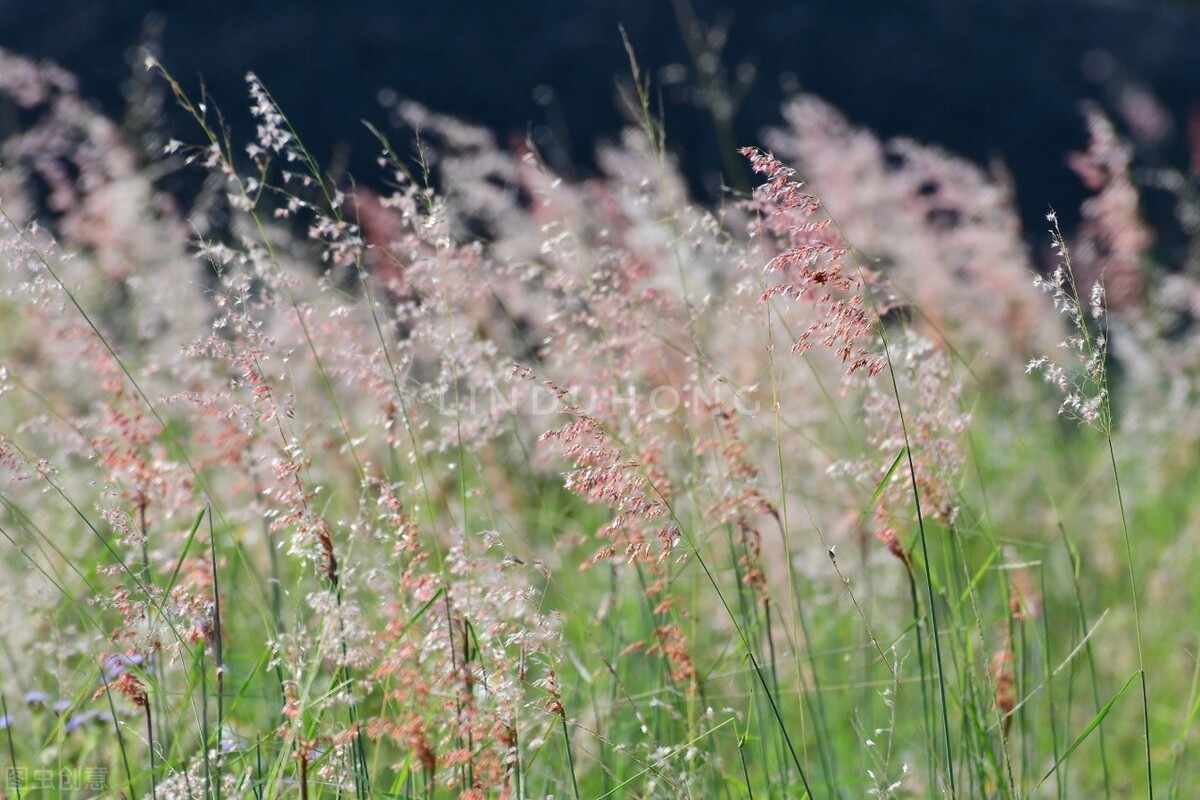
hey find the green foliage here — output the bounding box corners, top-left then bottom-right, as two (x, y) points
(0, 46), (1198, 799)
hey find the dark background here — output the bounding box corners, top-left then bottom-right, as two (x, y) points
(3, 0), (1200, 238)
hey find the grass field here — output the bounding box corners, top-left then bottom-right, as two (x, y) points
(1, 49), (1199, 799)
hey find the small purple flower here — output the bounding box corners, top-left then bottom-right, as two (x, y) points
(103, 653), (147, 681)
(65, 710), (98, 733)
(52, 699), (72, 715)
(0, 714), (11, 729)
(23, 691), (49, 709)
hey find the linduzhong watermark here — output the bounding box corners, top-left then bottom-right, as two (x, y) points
(6, 766), (108, 792)
(426, 380), (764, 420)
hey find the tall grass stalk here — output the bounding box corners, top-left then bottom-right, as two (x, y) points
(1030, 214), (1152, 796)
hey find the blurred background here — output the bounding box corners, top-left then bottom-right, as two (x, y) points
(2, 0), (1199, 242)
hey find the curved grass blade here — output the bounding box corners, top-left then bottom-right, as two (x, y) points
(1037, 671), (1139, 790)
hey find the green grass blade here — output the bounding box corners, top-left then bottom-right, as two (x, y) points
(1037, 671), (1140, 790)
